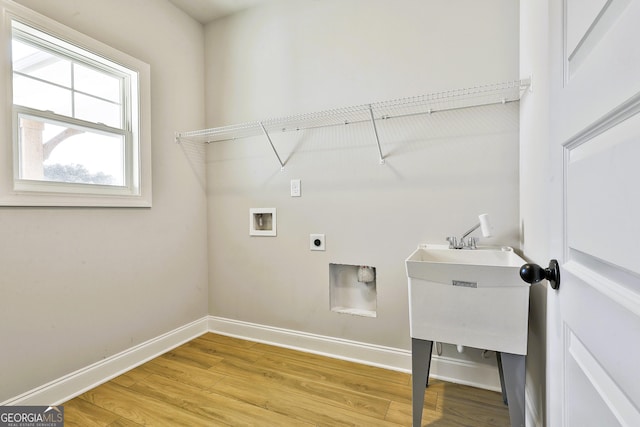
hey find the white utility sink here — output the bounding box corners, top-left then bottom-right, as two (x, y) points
(406, 244), (526, 286)
(405, 244), (530, 354)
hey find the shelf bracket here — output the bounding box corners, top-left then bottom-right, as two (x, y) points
(368, 106), (385, 165)
(259, 121), (285, 171)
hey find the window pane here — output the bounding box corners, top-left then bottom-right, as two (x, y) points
(19, 116), (125, 186)
(74, 93), (122, 128)
(13, 74), (72, 115)
(74, 63), (121, 102)
(12, 39), (71, 87)
(7, 18), (148, 206)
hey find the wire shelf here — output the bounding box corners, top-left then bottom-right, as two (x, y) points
(175, 78), (530, 168)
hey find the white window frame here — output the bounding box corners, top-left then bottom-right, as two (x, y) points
(0, 1), (151, 207)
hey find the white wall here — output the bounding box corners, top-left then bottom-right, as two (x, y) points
(0, 0), (208, 402)
(520, 0), (550, 425)
(204, 0), (520, 370)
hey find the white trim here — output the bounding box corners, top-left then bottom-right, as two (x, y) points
(208, 316), (411, 372)
(207, 316), (502, 392)
(432, 355), (502, 392)
(526, 384), (545, 427)
(3, 315), (505, 406)
(1, 317), (208, 406)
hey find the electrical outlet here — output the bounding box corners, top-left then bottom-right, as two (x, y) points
(310, 234), (325, 251)
(290, 179), (301, 197)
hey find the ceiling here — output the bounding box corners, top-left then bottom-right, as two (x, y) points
(168, 0), (266, 24)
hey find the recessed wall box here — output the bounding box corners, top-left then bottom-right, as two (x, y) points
(329, 263), (377, 317)
(249, 208), (276, 236)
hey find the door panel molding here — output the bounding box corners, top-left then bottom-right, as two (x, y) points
(561, 89), (640, 150)
(562, 91), (640, 274)
(565, 0), (608, 55)
(568, 330), (640, 426)
(565, 111), (640, 274)
(564, 259), (640, 318)
(566, 0), (632, 80)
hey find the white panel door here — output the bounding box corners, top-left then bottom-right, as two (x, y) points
(548, 0), (640, 426)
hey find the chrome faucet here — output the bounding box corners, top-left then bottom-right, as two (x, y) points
(446, 235), (479, 250)
(447, 214), (492, 249)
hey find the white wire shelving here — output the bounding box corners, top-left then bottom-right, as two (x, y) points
(175, 78), (530, 170)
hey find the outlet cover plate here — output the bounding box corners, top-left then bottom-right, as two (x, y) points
(310, 234), (325, 251)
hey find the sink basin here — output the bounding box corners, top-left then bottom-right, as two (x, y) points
(405, 244), (530, 354)
(406, 244), (526, 287)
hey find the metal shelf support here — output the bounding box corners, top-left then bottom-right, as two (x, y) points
(259, 121), (285, 171)
(368, 105), (385, 165)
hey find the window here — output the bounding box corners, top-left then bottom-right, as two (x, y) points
(0, 3), (151, 206)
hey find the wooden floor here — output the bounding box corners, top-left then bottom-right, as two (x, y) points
(63, 333), (511, 426)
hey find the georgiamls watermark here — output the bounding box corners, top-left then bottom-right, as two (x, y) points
(0, 406), (64, 427)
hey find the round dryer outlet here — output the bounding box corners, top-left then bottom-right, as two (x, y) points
(310, 234), (325, 251)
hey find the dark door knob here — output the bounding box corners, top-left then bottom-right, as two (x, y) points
(520, 260), (560, 290)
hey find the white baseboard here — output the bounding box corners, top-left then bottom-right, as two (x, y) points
(2, 317), (209, 406)
(207, 316), (502, 392)
(3, 315), (503, 405)
(525, 385), (545, 427)
(208, 316), (412, 373)
(431, 354), (502, 392)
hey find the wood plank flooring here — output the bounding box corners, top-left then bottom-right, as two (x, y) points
(63, 333), (511, 426)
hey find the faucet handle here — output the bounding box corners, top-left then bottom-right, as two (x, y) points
(446, 236), (457, 249)
(467, 237), (479, 249)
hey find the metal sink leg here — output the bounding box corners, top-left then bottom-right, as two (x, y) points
(411, 338), (433, 427)
(499, 352), (526, 427)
